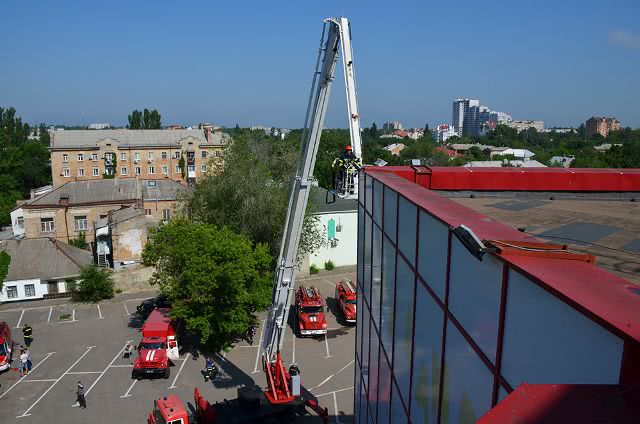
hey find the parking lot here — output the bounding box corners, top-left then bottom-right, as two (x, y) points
(0, 269), (356, 423)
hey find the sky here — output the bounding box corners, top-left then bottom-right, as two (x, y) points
(2, 1), (639, 129)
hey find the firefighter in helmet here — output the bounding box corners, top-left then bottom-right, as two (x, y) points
(332, 145), (360, 194)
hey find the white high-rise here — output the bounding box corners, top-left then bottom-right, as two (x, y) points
(452, 98), (480, 137)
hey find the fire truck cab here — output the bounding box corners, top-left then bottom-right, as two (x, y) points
(133, 308), (179, 380)
(148, 394), (189, 424)
(335, 280), (357, 324)
(0, 321), (13, 372)
(295, 286), (327, 337)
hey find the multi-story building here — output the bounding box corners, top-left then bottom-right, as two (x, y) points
(50, 128), (229, 187)
(585, 116), (620, 138)
(433, 124), (458, 143)
(507, 120), (545, 132)
(452, 99), (480, 137)
(88, 123), (111, 130)
(383, 121), (404, 132)
(478, 106), (512, 125)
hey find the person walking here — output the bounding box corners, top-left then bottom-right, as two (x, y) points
(25, 347), (32, 373)
(19, 349), (29, 377)
(76, 382), (87, 408)
(22, 324), (33, 347)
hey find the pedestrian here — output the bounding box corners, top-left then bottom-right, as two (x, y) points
(23, 324), (33, 347)
(26, 347), (32, 373)
(76, 382), (87, 408)
(19, 349), (29, 377)
(123, 343), (133, 363)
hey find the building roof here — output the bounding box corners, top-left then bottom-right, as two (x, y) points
(493, 148), (535, 158)
(0, 238), (93, 281)
(23, 179), (188, 208)
(310, 187), (357, 214)
(593, 143), (622, 152)
(51, 129), (229, 150)
(95, 207), (144, 229)
(464, 160), (547, 168)
(434, 146), (461, 157)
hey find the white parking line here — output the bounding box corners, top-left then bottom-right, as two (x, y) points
(0, 303), (68, 313)
(17, 347), (94, 418)
(324, 334), (332, 358)
(15, 309), (25, 328)
(97, 304), (104, 319)
(168, 352), (191, 389)
(47, 306), (53, 324)
(333, 392), (341, 424)
(73, 309), (76, 322)
(0, 352), (55, 399)
(120, 380), (137, 398)
(110, 364), (133, 368)
(23, 379), (57, 383)
(81, 341), (133, 399)
(123, 302), (130, 316)
(252, 319), (266, 373)
(314, 386), (354, 398)
(311, 360), (354, 390)
(68, 371), (102, 375)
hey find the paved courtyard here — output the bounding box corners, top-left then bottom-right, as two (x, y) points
(0, 268), (356, 423)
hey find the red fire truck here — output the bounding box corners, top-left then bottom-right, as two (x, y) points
(0, 321), (13, 372)
(335, 280), (357, 324)
(295, 286), (328, 337)
(133, 308), (180, 380)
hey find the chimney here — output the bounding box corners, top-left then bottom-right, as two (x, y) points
(58, 194), (69, 207)
(204, 126), (212, 142)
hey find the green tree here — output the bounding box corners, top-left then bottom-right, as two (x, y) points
(128, 110), (143, 129)
(38, 123), (50, 145)
(142, 220), (273, 350)
(142, 109), (162, 129)
(370, 122), (378, 138)
(69, 232), (89, 250)
(72, 265), (115, 302)
(0, 251), (10, 291)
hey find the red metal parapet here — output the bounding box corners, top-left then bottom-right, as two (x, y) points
(365, 166), (640, 192)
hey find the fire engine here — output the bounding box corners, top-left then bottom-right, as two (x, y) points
(335, 280), (357, 324)
(0, 321), (13, 372)
(149, 16), (362, 423)
(295, 286), (328, 336)
(133, 308), (180, 380)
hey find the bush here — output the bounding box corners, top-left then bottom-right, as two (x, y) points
(69, 232), (88, 250)
(324, 260), (335, 271)
(309, 264), (319, 275)
(72, 265), (115, 302)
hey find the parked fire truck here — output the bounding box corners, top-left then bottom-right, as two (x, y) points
(295, 286), (328, 336)
(0, 321), (13, 372)
(335, 280), (357, 324)
(133, 308), (180, 380)
(148, 16), (362, 423)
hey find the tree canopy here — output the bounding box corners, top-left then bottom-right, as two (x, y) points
(0, 251), (10, 291)
(128, 109), (162, 129)
(72, 265), (115, 303)
(142, 220), (273, 350)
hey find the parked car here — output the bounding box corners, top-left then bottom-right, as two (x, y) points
(137, 294), (171, 318)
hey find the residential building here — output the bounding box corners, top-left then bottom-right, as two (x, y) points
(594, 143), (622, 153)
(383, 143), (406, 156)
(464, 159), (547, 168)
(392, 130), (409, 138)
(88, 123), (111, 130)
(383, 121), (403, 132)
(405, 128), (424, 140)
(433, 124), (457, 143)
(20, 178), (188, 244)
(0, 238), (92, 302)
(50, 128), (229, 187)
(507, 120), (545, 132)
(478, 106), (512, 125)
(374, 159), (388, 167)
(10, 185), (55, 238)
(585, 117), (620, 138)
(447, 143), (496, 155)
(549, 155), (575, 168)
(94, 207), (148, 268)
(541, 127), (575, 134)
(490, 148), (536, 161)
(379, 134), (402, 140)
(452, 98), (480, 136)
(434, 146), (462, 160)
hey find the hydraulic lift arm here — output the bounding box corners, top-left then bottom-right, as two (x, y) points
(261, 17), (363, 406)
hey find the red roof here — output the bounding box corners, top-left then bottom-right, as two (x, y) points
(434, 146), (462, 157)
(392, 130), (409, 137)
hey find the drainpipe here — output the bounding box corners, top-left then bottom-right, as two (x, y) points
(59, 195), (70, 242)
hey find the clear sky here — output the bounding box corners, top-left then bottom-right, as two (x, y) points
(2, 1), (639, 129)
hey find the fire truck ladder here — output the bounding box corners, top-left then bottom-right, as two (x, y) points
(261, 17), (363, 409)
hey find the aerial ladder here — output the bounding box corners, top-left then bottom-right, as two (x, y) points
(261, 15), (363, 411)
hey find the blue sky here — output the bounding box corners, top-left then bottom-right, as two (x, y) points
(2, 1), (639, 129)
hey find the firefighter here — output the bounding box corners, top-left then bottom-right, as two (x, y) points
(22, 324), (33, 347)
(76, 382), (87, 408)
(203, 357), (217, 382)
(332, 145), (360, 193)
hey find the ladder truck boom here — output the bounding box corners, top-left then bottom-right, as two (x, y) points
(261, 16), (363, 406)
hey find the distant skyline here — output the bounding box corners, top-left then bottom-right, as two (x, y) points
(2, 1), (639, 129)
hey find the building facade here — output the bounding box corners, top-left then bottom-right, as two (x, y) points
(506, 120), (544, 132)
(354, 168), (640, 423)
(383, 121), (404, 132)
(451, 99), (480, 137)
(585, 116), (620, 138)
(50, 128), (229, 187)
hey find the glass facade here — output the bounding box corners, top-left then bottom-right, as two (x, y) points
(354, 170), (625, 424)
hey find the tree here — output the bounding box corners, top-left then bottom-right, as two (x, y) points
(423, 122), (429, 136)
(370, 122), (378, 138)
(142, 220), (273, 350)
(38, 123), (50, 145)
(142, 109), (162, 129)
(0, 251), (10, 291)
(69, 232), (88, 250)
(72, 265), (115, 302)
(128, 110), (143, 129)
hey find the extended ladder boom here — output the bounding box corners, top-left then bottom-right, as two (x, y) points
(262, 17), (362, 362)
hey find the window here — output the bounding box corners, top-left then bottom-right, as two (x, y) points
(40, 217), (55, 233)
(74, 216), (88, 231)
(148, 166), (155, 174)
(105, 152), (115, 160)
(92, 167), (100, 176)
(147, 181), (157, 187)
(77, 153), (84, 161)
(173, 151), (181, 159)
(121, 152), (127, 161)
(121, 167), (128, 176)
(161, 152), (167, 160)
(6, 286), (18, 299)
(134, 152), (141, 162)
(187, 165), (195, 173)
(62, 154), (69, 162)
(201, 151), (208, 158)
(63, 168), (70, 177)
(24, 284), (36, 297)
(148, 152), (154, 160)
(78, 168), (84, 177)
(135, 166), (141, 176)
(214, 150), (224, 158)
(16, 217), (24, 229)
(162, 165), (169, 175)
(90, 153), (98, 161)
(145, 209), (152, 216)
(162, 209), (171, 221)
(175, 165), (181, 173)
(201, 164), (207, 173)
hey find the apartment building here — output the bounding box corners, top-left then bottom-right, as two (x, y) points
(585, 116), (620, 138)
(50, 128), (229, 187)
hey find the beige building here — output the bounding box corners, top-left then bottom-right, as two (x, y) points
(50, 128), (229, 187)
(585, 116), (620, 138)
(21, 179), (188, 244)
(95, 207), (148, 268)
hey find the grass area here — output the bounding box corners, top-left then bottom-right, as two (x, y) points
(59, 313), (71, 320)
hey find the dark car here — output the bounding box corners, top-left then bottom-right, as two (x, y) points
(137, 294), (171, 318)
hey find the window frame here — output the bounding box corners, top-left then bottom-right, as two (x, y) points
(148, 166), (155, 175)
(6, 286), (18, 299)
(40, 217), (55, 233)
(92, 167), (100, 176)
(77, 153), (84, 161)
(121, 167), (128, 176)
(63, 168), (70, 177)
(24, 284), (36, 297)
(74, 215), (88, 231)
(62, 154), (69, 162)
